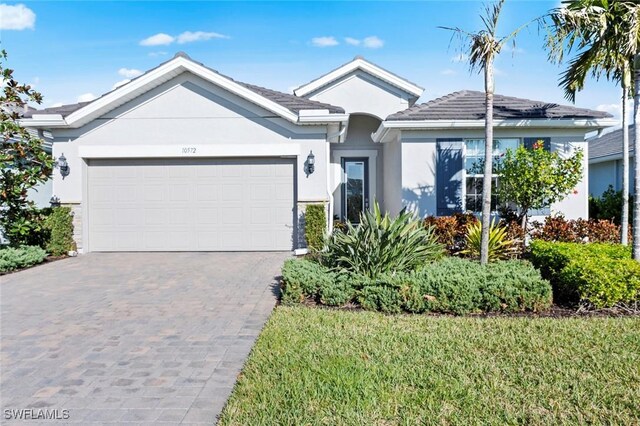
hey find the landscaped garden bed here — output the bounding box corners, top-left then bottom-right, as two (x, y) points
(219, 306), (640, 425)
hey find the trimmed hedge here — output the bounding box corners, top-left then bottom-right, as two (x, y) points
(304, 204), (326, 252)
(43, 207), (75, 256)
(530, 241), (640, 308)
(0, 246), (47, 273)
(281, 257), (552, 314)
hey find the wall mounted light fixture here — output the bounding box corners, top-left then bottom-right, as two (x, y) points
(55, 153), (70, 179)
(305, 150), (315, 176)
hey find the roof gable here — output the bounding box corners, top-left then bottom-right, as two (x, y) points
(23, 52), (345, 128)
(387, 90), (613, 121)
(293, 56), (424, 98)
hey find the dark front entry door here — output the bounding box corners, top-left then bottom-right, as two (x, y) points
(342, 158), (369, 223)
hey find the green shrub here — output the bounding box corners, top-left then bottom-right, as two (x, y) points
(43, 207), (75, 256)
(304, 204), (326, 252)
(281, 257), (552, 315)
(0, 246), (47, 272)
(319, 273), (356, 306)
(358, 279), (404, 314)
(323, 203), (444, 278)
(589, 185), (634, 225)
(530, 241), (639, 307)
(281, 258), (334, 304)
(459, 221), (515, 261)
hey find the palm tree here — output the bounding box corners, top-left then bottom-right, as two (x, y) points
(546, 0), (634, 246)
(546, 0), (640, 260)
(441, 0), (529, 264)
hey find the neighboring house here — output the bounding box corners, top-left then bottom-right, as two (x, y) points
(588, 126), (635, 198)
(21, 53), (614, 253)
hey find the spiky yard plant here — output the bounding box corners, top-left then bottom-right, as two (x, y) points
(460, 220), (515, 262)
(322, 203), (444, 278)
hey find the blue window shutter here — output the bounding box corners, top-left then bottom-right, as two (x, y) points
(524, 137), (551, 151)
(524, 137), (551, 215)
(436, 139), (464, 216)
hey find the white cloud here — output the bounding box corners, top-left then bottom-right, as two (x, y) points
(140, 31), (229, 46)
(345, 37), (361, 46)
(118, 68), (143, 78)
(176, 31), (229, 44)
(440, 69), (457, 76)
(148, 51), (168, 57)
(362, 36), (384, 49)
(0, 3), (36, 30)
(140, 33), (175, 46)
(49, 102), (63, 108)
(451, 53), (468, 63)
(112, 79), (130, 90)
(77, 93), (97, 103)
(311, 36), (339, 47)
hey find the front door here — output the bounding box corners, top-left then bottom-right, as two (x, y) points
(342, 158), (369, 223)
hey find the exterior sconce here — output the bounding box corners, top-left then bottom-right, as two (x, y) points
(305, 151), (315, 176)
(55, 153), (70, 179)
(49, 196), (61, 207)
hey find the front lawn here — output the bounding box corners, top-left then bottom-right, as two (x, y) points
(219, 306), (640, 425)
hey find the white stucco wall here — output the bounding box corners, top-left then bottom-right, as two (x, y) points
(305, 70), (413, 120)
(395, 128), (591, 220)
(382, 138), (403, 216)
(589, 157), (636, 197)
(47, 72), (331, 206)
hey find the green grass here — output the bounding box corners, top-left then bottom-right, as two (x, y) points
(219, 306), (640, 425)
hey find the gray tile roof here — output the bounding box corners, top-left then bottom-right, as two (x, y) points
(588, 126), (635, 160)
(24, 52), (344, 119)
(237, 82), (344, 114)
(23, 102), (91, 118)
(387, 90), (612, 121)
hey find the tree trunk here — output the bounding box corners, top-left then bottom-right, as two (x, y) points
(633, 55), (640, 260)
(621, 85), (629, 245)
(480, 59), (495, 265)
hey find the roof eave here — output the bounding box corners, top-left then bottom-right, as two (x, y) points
(294, 58), (424, 98)
(381, 118), (618, 130)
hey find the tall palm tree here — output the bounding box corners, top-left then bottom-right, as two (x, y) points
(442, 0), (529, 264)
(547, 0), (640, 259)
(546, 0), (634, 246)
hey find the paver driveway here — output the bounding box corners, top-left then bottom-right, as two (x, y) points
(0, 252), (289, 424)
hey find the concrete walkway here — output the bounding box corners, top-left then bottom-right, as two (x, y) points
(0, 252), (289, 425)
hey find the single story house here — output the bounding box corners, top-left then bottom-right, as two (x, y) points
(588, 126), (635, 198)
(22, 53), (614, 252)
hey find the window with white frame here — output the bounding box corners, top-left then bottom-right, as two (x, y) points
(464, 138), (520, 213)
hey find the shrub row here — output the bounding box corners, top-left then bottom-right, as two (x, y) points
(530, 241), (640, 308)
(281, 257), (552, 315)
(530, 215), (627, 244)
(0, 246), (48, 273)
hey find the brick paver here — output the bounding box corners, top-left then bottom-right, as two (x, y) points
(0, 252), (288, 424)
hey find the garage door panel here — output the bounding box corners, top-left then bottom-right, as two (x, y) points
(88, 158), (294, 251)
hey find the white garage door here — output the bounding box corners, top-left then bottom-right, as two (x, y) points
(87, 158), (295, 251)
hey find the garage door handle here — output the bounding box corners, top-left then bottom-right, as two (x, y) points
(284, 224), (294, 228)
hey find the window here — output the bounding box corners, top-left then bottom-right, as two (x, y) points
(464, 138), (520, 213)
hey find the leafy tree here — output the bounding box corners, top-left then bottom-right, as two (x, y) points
(441, 0), (530, 264)
(0, 49), (53, 246)
(494, 141), (584, 231)
(545, 0), (637, 246)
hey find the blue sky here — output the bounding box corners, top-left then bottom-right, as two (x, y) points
(0, 1), (624, 122)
